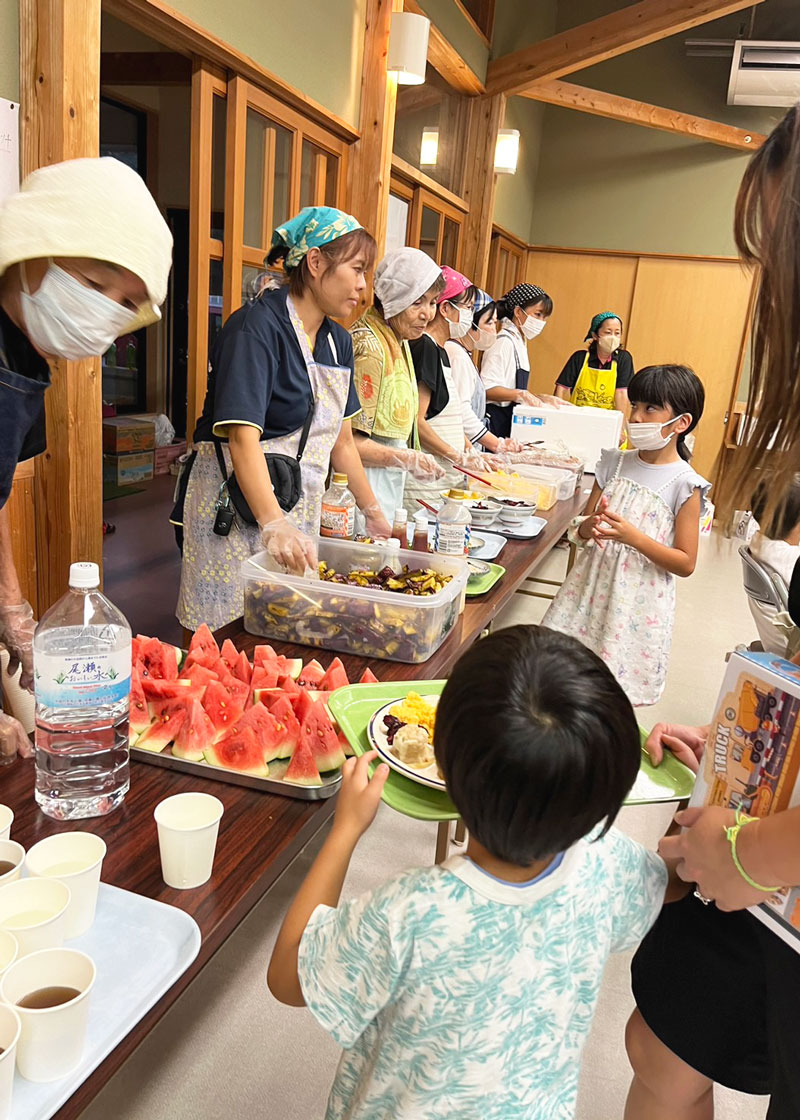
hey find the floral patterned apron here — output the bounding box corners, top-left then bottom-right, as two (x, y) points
(177, 296), (352, 631)
(543, 455), (694, 707)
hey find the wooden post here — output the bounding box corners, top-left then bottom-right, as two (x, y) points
(460, 94), (505, 287)
(346, 0), (403, 252)
(19, 0), (102, 610)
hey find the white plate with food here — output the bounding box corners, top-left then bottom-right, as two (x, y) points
(367, 693), (446, 791)
(466, 530), (506, 560)
(495, 515), (547, 540)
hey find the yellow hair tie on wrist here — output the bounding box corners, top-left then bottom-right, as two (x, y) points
(723, 809), (781, 894)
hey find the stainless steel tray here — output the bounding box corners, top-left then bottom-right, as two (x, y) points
(131, 744), (341, 800)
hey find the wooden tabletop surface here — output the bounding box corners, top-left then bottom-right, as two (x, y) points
(0, 486), (586, 1118)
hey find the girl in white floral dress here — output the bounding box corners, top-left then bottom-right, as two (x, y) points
(543, 364), (710, 706)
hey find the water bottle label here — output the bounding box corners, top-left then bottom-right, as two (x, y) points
(434, 522), (470, 555)
(35, 650), (131, 709)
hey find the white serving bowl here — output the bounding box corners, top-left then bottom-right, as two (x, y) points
(468, 500), (501, 527)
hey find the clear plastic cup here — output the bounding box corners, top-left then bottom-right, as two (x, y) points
(0, 878), (70, 957)
(154, 792), (224, 889)
(25, 832), (106, 938)
(0, 1003), (21, 1118)
(0, 808), (12, 843)
(0, 947), (95, 1082)
(0, 842), (24, 889)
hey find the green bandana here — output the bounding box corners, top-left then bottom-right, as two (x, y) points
(272, 206), (362, 270)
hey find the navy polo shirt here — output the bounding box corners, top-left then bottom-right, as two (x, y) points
(193, 286), (361, 443)
(0, 308), (49, 507)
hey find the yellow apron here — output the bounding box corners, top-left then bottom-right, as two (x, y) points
(571, 351), (617, 409)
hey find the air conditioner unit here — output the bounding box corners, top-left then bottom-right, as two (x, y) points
(728, 40), (800, 107)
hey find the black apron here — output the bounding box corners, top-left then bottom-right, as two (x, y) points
(485, 348), (527, 440)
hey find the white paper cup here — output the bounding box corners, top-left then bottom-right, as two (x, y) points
(0, 947), (95, 1082)
(0, 808), (12, 843)
(154, 792), (224, 889)
(25, 832), (106, 939)
(0, 931), (18, 979)
(0, 879), (70, 957)
(0, 1003), (21, 1118)
(0, 842), (24, 889)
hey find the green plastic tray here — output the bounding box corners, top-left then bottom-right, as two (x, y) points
(465, 562), (506, 597)
(328, 682), (696, 822)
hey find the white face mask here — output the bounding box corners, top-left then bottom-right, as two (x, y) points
(447, 304), (473, 340)
(520, 314), (546, 340)
(627, 413), (688, 451)
(472, 327), (496, 351)
(20, 262), (136, 361)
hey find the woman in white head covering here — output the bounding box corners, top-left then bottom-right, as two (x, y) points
(0, 156), (172, 763)
(350, 247), (447, 524)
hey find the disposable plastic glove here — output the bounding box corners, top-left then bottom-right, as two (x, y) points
(260, 517), (317, 576)
(494, 437), (522, 454)
(0, 600), (35, 692)
(385, 449), (445, 482)
(515, 390), (542, 407)
(452, 451), (502, 474)
(360, 504), (392, 540)
(0, 711), (32, 764)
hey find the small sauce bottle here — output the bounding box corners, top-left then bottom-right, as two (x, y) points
(412, 512), (429, 553)
(391, 508), (409, 548)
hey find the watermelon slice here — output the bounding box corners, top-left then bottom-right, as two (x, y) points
(277, 674), (300, 695)
(204, 726), (268, 776)
(138, 637), (179, 681)
(293, 688), (320, 727)
(231, 650), (252, 686)
(283, 736), (322, 786)
(179, 662), (219, 687)
(297, 659), (325, 688)
(359, 667), (379, 685)
(251, 664), (279, 692)
(337, 728), (355, 758)
(188, 623), (220, 668)
(274, 656), (303, 680)
(142, 677), (201, 703)
(253, 644), (279, 666)
(320, 657), (349, 692)
(219, 674), (249, 707)
(218, 638), (240, 672)
(131, 636), (144, 666)
(129, 670), (150, 738)
(172, 699), (217, 762)
(136, 700), (187, 752)
(231, 703), (284, 763)
(266, 696), (301, 759)
(300, 704), (346, 772)
(202, 679), (246, 734)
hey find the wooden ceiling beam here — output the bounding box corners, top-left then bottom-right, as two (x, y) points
(521, 79), (765, 151)
(100, 51), (192, 86)
(403, 0), (485, 95)
(396, 83), (443, 115)
(486, 0), (766, 97)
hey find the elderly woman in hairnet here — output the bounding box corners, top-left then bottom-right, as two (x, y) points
(0, 157), (173, 763)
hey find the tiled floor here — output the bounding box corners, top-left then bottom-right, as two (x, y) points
(81, 530), (771, 1120)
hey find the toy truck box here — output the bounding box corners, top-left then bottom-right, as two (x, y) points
(689, 650), (800, 950)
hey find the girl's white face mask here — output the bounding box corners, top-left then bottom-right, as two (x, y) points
(20, 261), (135, 360)
(520, 314), (546, 340)
(472, 326), (496, 351)
(447, 303), (473, 340)
(628, 413), (689, 451)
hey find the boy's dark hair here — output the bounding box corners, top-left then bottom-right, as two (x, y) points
(627, 364), (705, 462)
(434, 625), (641, 865)
(751, 473), (800, 540)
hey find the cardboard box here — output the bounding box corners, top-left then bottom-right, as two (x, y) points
(689, 650), (800, 950)
(102, 417), (155, 455)
(154, 441), (187, 475)
(103, 451), (154, 487)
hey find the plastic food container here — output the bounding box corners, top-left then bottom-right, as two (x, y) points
(242, 540), (469, 664)
(511, 464), (578, 501)
(471, 470), (559, 510)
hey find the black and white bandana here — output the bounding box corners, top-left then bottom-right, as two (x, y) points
(501, 283), (547, 309)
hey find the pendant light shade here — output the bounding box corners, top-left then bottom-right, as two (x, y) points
(494, 129), (520, 175)
(420, 127), (439, 167)
(387, 11), (431, 86)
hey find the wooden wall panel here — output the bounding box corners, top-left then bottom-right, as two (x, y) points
(525, 249), (638, 396)
(6, 464), (38, 617)
(625, 258), (755, 481)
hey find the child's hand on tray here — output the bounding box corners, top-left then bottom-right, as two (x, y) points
(332, 751), (390, 844)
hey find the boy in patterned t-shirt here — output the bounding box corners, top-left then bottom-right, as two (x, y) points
(268, 625), (673, 1120)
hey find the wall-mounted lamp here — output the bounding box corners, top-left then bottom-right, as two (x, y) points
(387, 11), (430, 86)
(420, 127), (439, 167)
(494, 129), (520, 174)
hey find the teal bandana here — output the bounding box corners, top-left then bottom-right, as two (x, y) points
(585, 311), (622, 341)
(272, 206), (362, 270)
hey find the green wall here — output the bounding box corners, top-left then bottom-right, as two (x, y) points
(169, 0), (366, 128)
(415, 0), (489, 82)
(529, 3), (797, 254)
(0, 0), (18, 101)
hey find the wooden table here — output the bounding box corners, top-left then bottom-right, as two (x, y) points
(0, 487), (586, 1118)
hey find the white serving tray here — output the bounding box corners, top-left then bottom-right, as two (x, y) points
(10, 882), (201, 1120)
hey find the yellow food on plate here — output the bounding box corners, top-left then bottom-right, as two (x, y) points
(389, 692), (437, 738)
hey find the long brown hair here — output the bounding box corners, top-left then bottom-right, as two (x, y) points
(725, 105), (800, 521)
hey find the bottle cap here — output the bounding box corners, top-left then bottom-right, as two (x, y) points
(447, 489), (469, 499)
(383, 538), (401, 550)
(413, 511), (428, 524)
(332, 473), (348, 486)
(69, 562), (100, 589)
(393, 508), (408, 524)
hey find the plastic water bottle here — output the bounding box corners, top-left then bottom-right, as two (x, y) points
(434, 492), (472, 555)
(33, 562), (131, 820)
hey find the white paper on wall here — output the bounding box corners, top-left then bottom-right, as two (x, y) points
(0, 99), (19, 203)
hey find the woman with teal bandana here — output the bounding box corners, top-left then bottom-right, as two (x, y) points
(176, 206), (391, 631)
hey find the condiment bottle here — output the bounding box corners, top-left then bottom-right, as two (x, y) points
(434, 491), (471, 556)
(320, 473), (356, 539)
(391, 508), (409, 548)
(412, 512), (429, 553)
